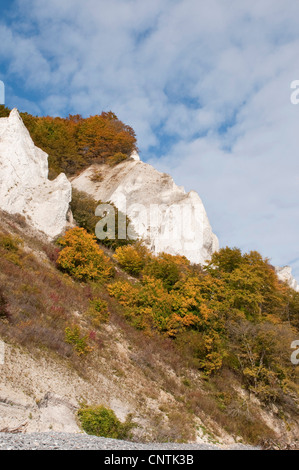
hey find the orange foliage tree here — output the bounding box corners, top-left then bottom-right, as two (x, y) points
(57, 227), (114, 282)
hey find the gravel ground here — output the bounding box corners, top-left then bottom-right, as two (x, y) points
(0, 432), (259, 450)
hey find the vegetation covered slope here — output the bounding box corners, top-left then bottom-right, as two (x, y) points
(111, 244), (299, 402)
(1, 209), (299, 447)
(0, 210), (203, 442)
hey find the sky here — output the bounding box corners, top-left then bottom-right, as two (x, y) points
(0, 0), (299, 277)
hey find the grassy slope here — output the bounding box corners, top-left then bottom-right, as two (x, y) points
(0, 210), (298, 447)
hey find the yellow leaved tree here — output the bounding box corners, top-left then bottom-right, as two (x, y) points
(57, 227), (114, 282)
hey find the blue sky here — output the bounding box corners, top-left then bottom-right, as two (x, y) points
(1, 0), (299, 277)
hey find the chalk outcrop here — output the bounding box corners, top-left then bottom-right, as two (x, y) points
(72, 155), (219, 265)
(0, 109), (71, 239)
(275, 266), (299, 292)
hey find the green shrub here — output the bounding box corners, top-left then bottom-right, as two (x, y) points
(0, 287), (9, 319)
(77, 404), (135, 439)
(0, 233), (22, 252)
(70, 189), (100, 235)
(65, 325), (93, 355)
(143, 253), (189, 291)
(106, 152), (128, 166)
(113, 243), (150, 276)
(0, 233), (24, 267)
(71, 189), (136, 250)
(87, 298), (110, 327)
(89, 170), (103, 183)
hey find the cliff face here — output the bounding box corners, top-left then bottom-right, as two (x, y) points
(0, 109), (71, 239)
(275, 266), (299, 292)
(72, 155), (219, 265)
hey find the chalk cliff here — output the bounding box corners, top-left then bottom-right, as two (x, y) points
(275, 266), (299, 292)
(72, 155), (219, 265)
(0, 109), (71, 239)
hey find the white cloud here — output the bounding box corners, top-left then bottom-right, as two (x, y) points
(1, 0), (299, 276)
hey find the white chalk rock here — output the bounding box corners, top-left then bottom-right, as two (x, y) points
(275, 266), (299, 292)
(72, 153), (219, 265)
(0, 109), (71, 239)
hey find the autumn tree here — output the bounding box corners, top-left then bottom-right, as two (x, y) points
(113, 243), (151, 276)
(57, 227), (114, 282)
(143, 253), (190, 291)
(18, 109), (138, 178)
(0, 105), (10, 118)
(206, 247), (288, 321)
